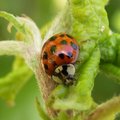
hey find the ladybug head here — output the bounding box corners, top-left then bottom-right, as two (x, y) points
(52, 64), (75, 85)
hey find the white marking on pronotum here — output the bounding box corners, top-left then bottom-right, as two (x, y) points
(66, 64), (75, 76)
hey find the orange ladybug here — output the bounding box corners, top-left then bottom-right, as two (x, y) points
(41, 33), (79, 85)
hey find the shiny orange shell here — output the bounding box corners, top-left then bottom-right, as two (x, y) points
(41, 33), (79, 75)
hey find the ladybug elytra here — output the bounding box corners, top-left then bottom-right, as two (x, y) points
(41, 33), (79, 85)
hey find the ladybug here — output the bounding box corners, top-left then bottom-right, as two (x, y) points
(41, 33), (79, 85)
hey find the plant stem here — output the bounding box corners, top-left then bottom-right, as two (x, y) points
(35, 58), (57, 117)
(0, 41), (26, 56)
(86, 96), (120, 120)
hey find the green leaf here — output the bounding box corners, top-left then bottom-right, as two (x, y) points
(75, 47), (100, 94)
(36, 98), (50, 120)
(0, 11), (42, 73)
(44, 3), (72, 40)
(70, 0), (110, 41)
(75, 47), (100, 109)
(0, 57), (33, 106)
(0, 11), (24, 33)
(86, 96), (120, 120)
(47, 85), (68, 107)
(100, 63), (120, 85)
(100, 34), (117, 63)
(115, 33), (120, 66)
(0, 11), (42, 47)
(54, 111), (69, 120)
(52, 47), (100, 110)
(77, 40), (96, 65)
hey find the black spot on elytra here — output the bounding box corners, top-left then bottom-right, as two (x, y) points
(59, 53), (64, 59)
(50, 45), (56, 54)
(60, 40), (67, 45)
(59, 34), (65, 37)
(70, 42), (77, 50)
(49, 36), (57, 41)
(52, 61), (57, 66)
(62, 65), (68, 76)
(66, 34), (73, 39)
(43, 52), (48, 59)
(67, 52), (73, 58)
(44, 64), (48, 70)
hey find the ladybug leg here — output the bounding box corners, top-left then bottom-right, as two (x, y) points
(72, 77), (77, 85)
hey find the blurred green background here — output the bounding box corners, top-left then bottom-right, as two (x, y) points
(0, 0), (120, 120)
